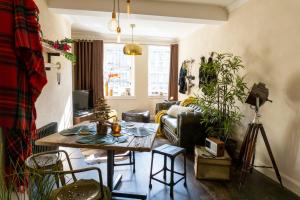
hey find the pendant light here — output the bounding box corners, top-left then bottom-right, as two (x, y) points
(123, 24), (142, 56)
(107, 0), (117, 32)
(116, 0), (121, 43)
(126, 0), (131, 16)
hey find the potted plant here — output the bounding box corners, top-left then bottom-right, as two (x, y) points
(196, 52), (248, 157)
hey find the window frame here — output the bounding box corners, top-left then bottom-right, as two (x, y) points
(147, 45), (171, 98)
(103, 43), (135, 99)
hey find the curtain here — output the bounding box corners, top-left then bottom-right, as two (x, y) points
(168, 44), (179, 100)
(74, 40), (104, 104)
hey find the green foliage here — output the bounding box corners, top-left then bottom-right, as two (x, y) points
(196, 52), (248, 141)
(64, 52), (77, 64)
(0, 158), (56, 200)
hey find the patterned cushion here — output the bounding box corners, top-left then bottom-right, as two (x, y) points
(167, 105), (194, 118)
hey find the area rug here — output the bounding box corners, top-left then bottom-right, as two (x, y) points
(80, 148), (129, 165)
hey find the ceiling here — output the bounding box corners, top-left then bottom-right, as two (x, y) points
(64, 14), (204, 41)
(155, 0), (237, 7)
(53, 0), (245, 42)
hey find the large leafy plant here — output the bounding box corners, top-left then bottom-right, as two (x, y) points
(196, 52), (248, 142)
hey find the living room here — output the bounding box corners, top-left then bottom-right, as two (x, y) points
(0, 0), (300, 199)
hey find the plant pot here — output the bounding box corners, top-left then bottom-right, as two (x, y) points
(97, 123), (108, 135)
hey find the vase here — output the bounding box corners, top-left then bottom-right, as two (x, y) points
(97, 123), (108, 135)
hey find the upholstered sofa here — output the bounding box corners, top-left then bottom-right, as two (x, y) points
(155, 101), (208, 153)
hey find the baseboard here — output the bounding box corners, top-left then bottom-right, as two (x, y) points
(255, 159), (300, 197)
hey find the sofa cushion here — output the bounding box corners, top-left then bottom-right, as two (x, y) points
(163, 117), (177, 134)
(167, 105), (194, 118)
(187, 104), (202, 113)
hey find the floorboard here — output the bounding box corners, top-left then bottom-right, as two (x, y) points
(61, 138), (299, 200)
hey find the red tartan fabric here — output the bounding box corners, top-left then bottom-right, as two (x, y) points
(0, 0), (47, 186)
(0, 0), (46, 132)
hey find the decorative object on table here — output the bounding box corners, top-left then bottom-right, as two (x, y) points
(123, 24), (142, 56)
(194, 146), (231, 180)
(196, 52), (248, 144)
(59, 123), (96, 136)
(205, 137), (225, 157)
(111, 122), (122, 137)
(92, 98), (113, 135)
(126, 127), (155, 137)
(149, 144), (187, 199)
(42, 38), (76, 63)
(237, 83), (283, 188)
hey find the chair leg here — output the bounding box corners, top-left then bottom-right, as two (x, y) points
(133, 151), (136, 173)
(170, 158), (175, 199)
(149, 152), (154, 189)
(183, 152), (187, 187)
(163, 155), (167, 180)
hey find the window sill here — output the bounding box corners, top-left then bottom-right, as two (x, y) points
(148, 96), (167, 99)
(105, 96), (136, 100)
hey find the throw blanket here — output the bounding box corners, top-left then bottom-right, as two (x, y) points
(180, 96), (197, 107)
(0, 0), (47, 186)
(155, 110), (168, 137)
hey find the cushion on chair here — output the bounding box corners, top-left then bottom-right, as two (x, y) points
(167, 105), (193, 118)
(51, 179), (111, 200)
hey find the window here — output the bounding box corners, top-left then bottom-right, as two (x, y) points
(103, 43), (135, 97)
(148, 45), (171, 96)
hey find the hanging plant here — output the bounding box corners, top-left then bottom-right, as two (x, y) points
(42, 38), (76, 63)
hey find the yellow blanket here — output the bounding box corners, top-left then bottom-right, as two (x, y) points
(180, 96), (197, 107)
(155, 110), (168, 137)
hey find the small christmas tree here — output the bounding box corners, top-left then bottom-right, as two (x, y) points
(92, 98), (111, 134)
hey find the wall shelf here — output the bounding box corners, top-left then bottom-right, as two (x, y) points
(42, 42), (61, 70)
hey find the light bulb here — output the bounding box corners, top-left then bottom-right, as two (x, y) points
(116, 26), (121, 43)
(107, 12), (117, 32)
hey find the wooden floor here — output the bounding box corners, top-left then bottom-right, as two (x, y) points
(62, 138), (299, 200)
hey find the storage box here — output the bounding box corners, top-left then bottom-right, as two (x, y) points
(194, 146), (231, 180)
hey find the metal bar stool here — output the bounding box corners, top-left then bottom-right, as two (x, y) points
(113, 150), (136, 173)
(149, 144), (187, 198)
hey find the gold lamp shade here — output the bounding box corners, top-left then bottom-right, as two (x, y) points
(123, 24), (142, 56)
(123, 43), (142, 55)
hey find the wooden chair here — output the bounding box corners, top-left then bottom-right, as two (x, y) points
(26, 150), (111, 200)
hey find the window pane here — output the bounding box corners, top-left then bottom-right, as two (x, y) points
(148, 45), (170, 96)
(104, 43), (134, 97)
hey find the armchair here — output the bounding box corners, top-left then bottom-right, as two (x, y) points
(156, 102), (208, 153)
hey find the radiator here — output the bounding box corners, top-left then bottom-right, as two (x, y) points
(32, 122), (58, 154)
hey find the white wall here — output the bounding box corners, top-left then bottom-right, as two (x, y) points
(179, 0), (300, 196)
(106, 45), (167, 119)
(35, 0), (73, 131)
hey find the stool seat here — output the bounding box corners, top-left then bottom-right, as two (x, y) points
(153, 144), (185, 157)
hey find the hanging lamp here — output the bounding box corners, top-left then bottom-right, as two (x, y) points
(116, 0), (121, 43)
(123, 24), (142, 56)
(107, 0), (117, 32)
(126, 0), (131, 15)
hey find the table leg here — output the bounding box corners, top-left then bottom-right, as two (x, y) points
(107, 150), (114, 190)
(107, 149), (147, 199)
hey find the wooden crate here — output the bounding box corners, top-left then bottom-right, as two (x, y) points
(194, 146), (231, 180)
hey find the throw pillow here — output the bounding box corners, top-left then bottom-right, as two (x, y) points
(167, 105), (193, 118)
